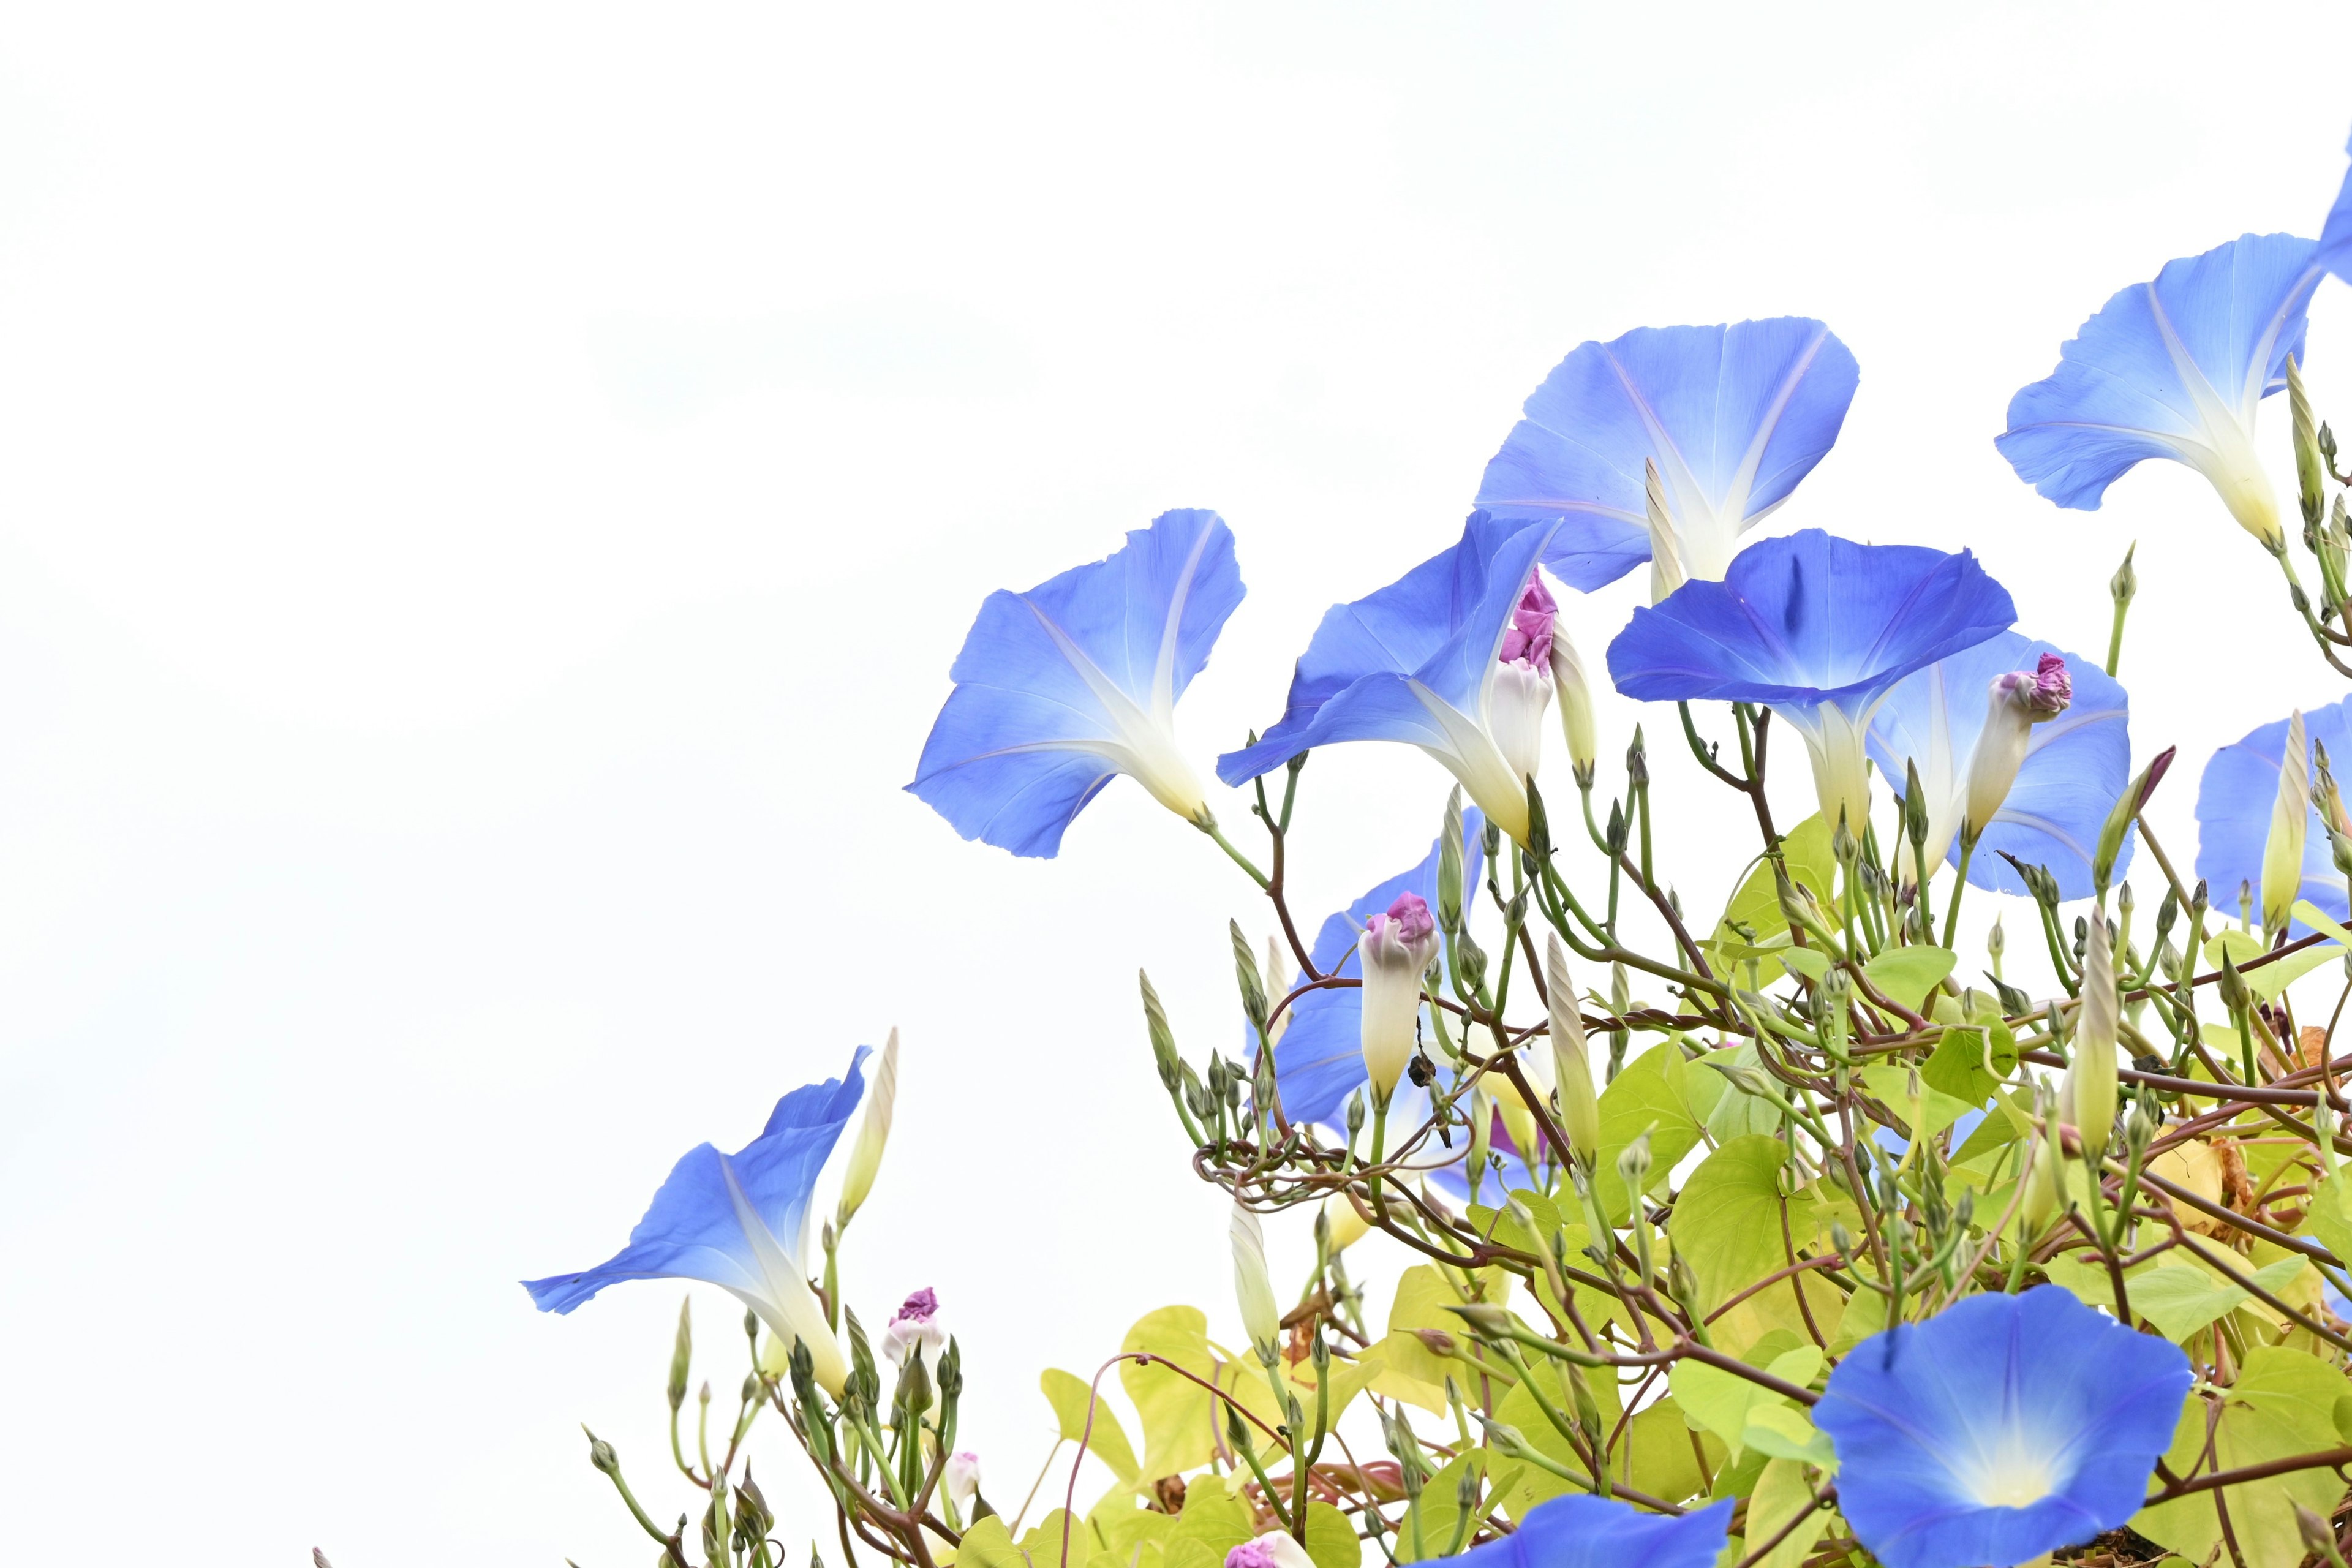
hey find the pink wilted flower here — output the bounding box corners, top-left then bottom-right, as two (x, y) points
(1498, 570), (1557, 668)
(1359, 892), (1440, 1106)
(882, 1287), (946, 1366)
(1226, 1532), (1316, 1568)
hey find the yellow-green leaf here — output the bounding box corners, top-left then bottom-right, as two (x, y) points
(1709, 815), (1836, 981)
(2135, 1347), (2352, 1568)
(1667, 1134), (1812, 1316)
(1861, 946), (1956, 1014)
(1042, 1368), (1142, 1485)
(1119, 1306), (1219, 1482)
(1743, 1404), (1836, 1470)
(1594, 1042), (1721, 1226)
(1667, 1344), (1819, 1457)
(2130, 1257), (2310, 1343)
(2205, 927), (2343, 1001)
(1744, 1457), (1833, 1568)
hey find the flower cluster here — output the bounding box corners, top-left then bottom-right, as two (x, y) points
(520, 121), (2352, 1568)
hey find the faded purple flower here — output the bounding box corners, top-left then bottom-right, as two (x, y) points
(882, 1287), (946, 1366)
(1498, 571), (1557, 668)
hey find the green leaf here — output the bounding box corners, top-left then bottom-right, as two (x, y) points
(1861, 946), (1956, 1013)
(2131, 1257), (2311, 1343)
(1705, 1044), (1789, 1144)
(1742, 1404), (1836, 1469)
(1392, 1456), (1484, 1562)
(2135, 1347), (2352, 1568)
(2205, 927), (2344, 1002)
(957, 1517), (1030, 1568)
(1594, 1043), (1721, 1226)
(1743, 1458), (1833, 1568)
(1709, 815), (1836, 981)
(1858, 1065), (1977, 1143)
(2307, 1172), (2352, 1270)
(1118, 1306), (1219, 1482)
(1668, 1134), (1814, 1316)
(1300, 1504), (1357, 1568)
(1016, 1512), (1095, 1568)
(1919, 1020), (2016, 1106)
(1621, 1397), (1723, 1507)
(1667, 1344), (1820, 1457)
(1042, 1368), (1142, 1485)
(1780, 946), (1831, 983)
(2297, 900), (2352, 950)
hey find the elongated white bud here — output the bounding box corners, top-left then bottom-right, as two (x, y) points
(1546, 936), (1600, 1164)
(1358, 893), (1438, 1107)
(1229, 1204), (1281, 1359)
(2263, 710), (2312, 937)
(1549, 630), (1598, 786)
(2068, 918), (2120, 1156)
(1961, 654), (2071, 849)
(836, 1029), (899, 1230)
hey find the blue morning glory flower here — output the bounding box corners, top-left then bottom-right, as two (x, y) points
(2318, 124), (2352, 285)
(1439, 1493), (1732, 1568)
(909, 509), (1245, 858)
(1217, 514), (1566, 844)
(524, 1048), (870, 1394)
(2195, 695), (2352, 933)
(1997, 233), (2324, 547)
(1606, 530), (2017, 833)
(1815, 1286), (2191, 1568)
(1866, 633), (2132, 900)
(1476, 318), (1860, 597)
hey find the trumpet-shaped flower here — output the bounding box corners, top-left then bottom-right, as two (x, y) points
(1218, 514), (1564, 843)
(1997, 233), (2324, 546)
(910, 509), (1244, 858)
(1815, 1286), (2191, 1568)
(1866, 633), (2130, 900)
(2196, 696), (2352, 935)
(1476, 318), (1860, 595)
(523, 1049), (870, 1396)
(1607, 531), (2017, 832)
(1441, 1493), (1732, 1568)
(1265, 810), (1484, 1129)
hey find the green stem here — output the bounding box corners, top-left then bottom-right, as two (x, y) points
(1941, 840), (1977, 950)
(1197, 816), (1270, 888)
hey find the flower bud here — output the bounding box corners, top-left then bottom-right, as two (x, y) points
(1545, 937), (1600, 1165)
(1549, 631), (1598, 788)
(2292, 356), (2327, 530)
(1437, 788), (1466, 933)
(1414, 1327), (1458, 1359)
(1230, 919), (1270, 1040)
(1359, 893), (1438, 1107)
(1447, 1302), (1516, 1338)
(1229, 1205), (1281, 1360)
(835, 1029), (900, 1230)
(582, 1425), (620, 1476)
(2263, 710), (2312, 937)
(2068, 918), (2120, 1156)
(2094, 747), (2176, 894)
(1963, 655), (2072, 848)
(2111, 541), (2138, 610)
(882, 1288), (946, 1368)
(668, 1298), (693, 1414)
(1902, 758), (1931, 851)
(1139, 971), (1182, 1095)
(1988, 914), (2006, 962)
(1618, 1131), (1653, 1211)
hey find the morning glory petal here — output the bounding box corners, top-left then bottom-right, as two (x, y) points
(2322, 124), (2352, 284)
(2195, 695), (2352, 934)
(1997, 233), (2323, 545)
(1476, 318), (1860, 590)
(1606, 532), (2016, 709)
(522, 1047), (869, 1313)
(1442, 1493), (1732, 1568)
(909, 508), (1245, 858)
(1269, 810), (1486, 1128)
(1867, 633), (2131, 900)
(1816, 1286), (2191, 1568)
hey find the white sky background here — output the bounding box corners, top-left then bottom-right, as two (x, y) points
(7, 3), (2352, 1561)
